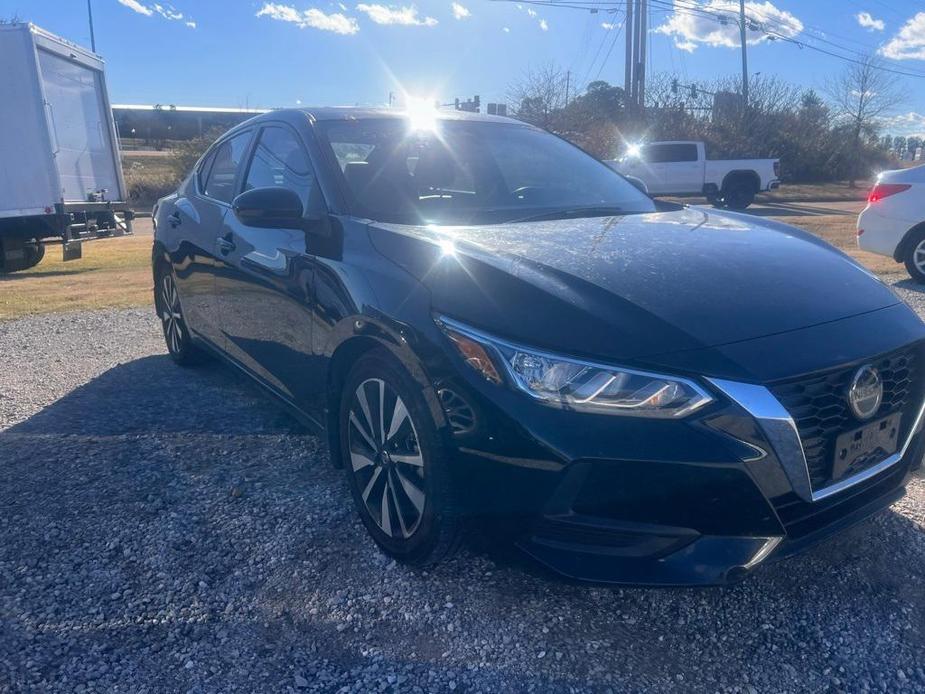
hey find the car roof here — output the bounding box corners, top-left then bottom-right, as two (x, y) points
(240, 106), (524, 127)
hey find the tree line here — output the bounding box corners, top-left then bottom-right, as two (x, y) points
(507, 55), (913, 186)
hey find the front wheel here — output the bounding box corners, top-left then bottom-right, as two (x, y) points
(340, 350), (463, 566)
(904, 230), (925, 284)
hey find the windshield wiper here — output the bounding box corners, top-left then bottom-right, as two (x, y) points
(507, 206), (626, 224)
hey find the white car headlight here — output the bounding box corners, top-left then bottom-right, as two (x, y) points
(437, 317), (714, 418)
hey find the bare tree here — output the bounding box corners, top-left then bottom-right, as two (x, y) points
(507, 64), (569, 130)
(825, 55), (905, 186)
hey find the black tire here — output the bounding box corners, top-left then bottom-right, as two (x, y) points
(903, 228), (925, 283)
(0, 239), (44, 273)
(722, 180), (756, 210)
(154, 263), (208, 366)
(339, 349), (463, 567)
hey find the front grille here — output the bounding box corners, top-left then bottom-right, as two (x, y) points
(768, 345), (923, 491)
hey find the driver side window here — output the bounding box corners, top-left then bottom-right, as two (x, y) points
(243, 126), (320, 213)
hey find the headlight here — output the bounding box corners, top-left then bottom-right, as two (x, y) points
(437, 317), (714, 418)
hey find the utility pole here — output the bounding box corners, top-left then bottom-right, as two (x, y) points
(637, 0), (646, 113)
(623, 0), (633, 104)
(87, 0), (96, 52)
(624, 0), (647, 115)
(738, 0), (748, 111)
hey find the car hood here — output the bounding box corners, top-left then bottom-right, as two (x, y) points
(368, 207), (902, 362)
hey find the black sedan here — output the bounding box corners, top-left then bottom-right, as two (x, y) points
(152, 108), (925, 585)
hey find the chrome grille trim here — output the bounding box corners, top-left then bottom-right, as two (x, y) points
(707, 377), (925, 504)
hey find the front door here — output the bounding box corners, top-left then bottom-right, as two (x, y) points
(215, 124), (321, 407)
(171, 129), (253, 348)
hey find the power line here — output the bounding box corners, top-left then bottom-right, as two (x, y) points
(490, 0), (925, 81)
(594, 15), (626, 81)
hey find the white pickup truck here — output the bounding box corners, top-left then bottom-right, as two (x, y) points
(606, 141), (780, 210)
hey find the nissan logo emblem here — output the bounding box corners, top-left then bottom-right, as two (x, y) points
(848, 364), (883, 421)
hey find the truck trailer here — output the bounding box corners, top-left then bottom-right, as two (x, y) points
(0, 23), (133, 273)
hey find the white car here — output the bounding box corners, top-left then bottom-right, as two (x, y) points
(857, 164), (925, 281)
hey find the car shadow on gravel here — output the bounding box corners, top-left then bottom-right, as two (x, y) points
(894, 278), (925, 296)
(6, 354), (308, 437)
(2, 353), (925, 691)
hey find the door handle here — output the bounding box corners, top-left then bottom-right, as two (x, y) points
(216, 235), (236, 255)
(168, 212), (182, 228)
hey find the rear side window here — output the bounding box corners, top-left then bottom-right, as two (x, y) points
(202, 131), (252, 204)
(197, 149), (216, 190)
(243, 126), (319, 212)
(643, 143), (698, 163)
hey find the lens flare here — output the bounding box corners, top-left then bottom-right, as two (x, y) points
(405, 96), (439, 132)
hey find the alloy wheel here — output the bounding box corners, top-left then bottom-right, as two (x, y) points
(913, 239), (925, 275)
(347, 378), (426, 539)
(160, 273), (184, 355)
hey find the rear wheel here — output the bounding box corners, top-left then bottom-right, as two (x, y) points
(340, 350), (462, 566)
(903, 229), (925, 283)
(154, 264), (208, 366)
(722, 180), (756, 210)
(0, 239), (45, 273)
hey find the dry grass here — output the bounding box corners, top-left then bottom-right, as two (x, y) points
(759, 181), (872, 203)
(0, 236), (152, 321)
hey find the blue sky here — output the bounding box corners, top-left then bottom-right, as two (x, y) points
(3, 0), (925, 136)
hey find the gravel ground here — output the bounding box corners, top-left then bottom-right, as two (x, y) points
(1, 278), (924, 693)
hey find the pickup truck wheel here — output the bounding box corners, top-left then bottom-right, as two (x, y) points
(155, 265), (209, 366)
(722, 181), (756, 210)
(903, 229), (925, 283)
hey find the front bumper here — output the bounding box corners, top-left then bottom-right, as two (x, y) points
(430, 310), (925, 586)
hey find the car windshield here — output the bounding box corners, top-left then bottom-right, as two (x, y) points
(315, 118), (655, 225)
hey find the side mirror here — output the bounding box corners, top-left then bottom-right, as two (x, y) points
(624, 175), (649, 195)
(232, 186), (304, 229)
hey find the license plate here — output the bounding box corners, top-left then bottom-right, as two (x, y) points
(832, 413), (901, 481)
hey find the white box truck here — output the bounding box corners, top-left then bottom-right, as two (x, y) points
(0, 23), (133, 273)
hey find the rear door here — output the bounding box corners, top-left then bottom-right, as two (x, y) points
(37, 48), (120, 201)
(171, 129), (253, 348)
(214, 123), (322, 406)
(643, 143), (702, 194)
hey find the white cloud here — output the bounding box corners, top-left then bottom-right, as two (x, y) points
(116, 0), (195, 27)
(256, 2), (360, 34)
(451, 2), (470, 20)
(855, 11), (884, 32)
(153, 3), (183, 21)
(539, 18), (548, 31)
(526, 8), (536, 17)
(502, 26), (510, 32)
(655, 0), (802, 52)
(880, 12), (925, 60)
(880, 111), (925, 138)
(116, 0), (153, 16)
(355, 4), (438, 26)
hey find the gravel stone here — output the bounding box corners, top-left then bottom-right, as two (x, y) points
(1, 279), (924, 692)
